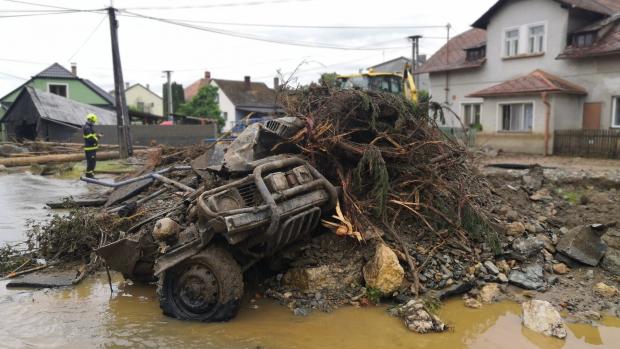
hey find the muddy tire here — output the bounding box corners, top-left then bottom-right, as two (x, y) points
(157, 245), (243, 322)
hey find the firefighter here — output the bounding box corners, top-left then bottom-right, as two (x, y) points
(83, 113), (100, 178)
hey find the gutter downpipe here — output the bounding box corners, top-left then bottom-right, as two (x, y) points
(542, 92), (550, 156)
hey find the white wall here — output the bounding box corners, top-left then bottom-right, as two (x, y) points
(210, 80), (236, 131)
(429, 0), (620, 131)
(125, 84), (163, 116)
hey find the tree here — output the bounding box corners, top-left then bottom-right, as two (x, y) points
(319, 72), (338, 89)
(162, 82), (185, 116)
(177, 85), (224, 128)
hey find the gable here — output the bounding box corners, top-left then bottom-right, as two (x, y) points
(1, 78), (112, 106)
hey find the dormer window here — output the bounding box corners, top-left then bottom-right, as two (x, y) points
(466, 46), (486, 61)
(573, 31), (596, 48)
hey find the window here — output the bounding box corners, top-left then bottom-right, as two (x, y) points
(505, 29), (520, 57)
(48, 84), (67, 97)
(137, 101), (145, 112)
(462, 103), (481, 126)
(573, 32), (596, 48)
(528, 25), (545, 53)
(466, 46), (486, 61)
(501, 103), (533, 132)
(613, 97), (620, 128)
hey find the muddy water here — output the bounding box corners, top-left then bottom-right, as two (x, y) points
(0, 275), (618, 349)
(0, 173), (88, 243)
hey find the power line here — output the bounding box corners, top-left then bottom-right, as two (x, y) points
(122, 10), (411, 51)
(119, 0), (312, 10)
(66, 14), (107, 62)
(0, 0), (82, 11)
(0, 71), (28, 80)
(0, 10), (88, 19)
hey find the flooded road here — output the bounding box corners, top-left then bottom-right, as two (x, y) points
(1, 172), (620, 348)
(0, 173), (88, 243)
(0, 274), (619, 349)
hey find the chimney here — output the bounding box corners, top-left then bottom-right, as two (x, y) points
(125, 82), (130, 89)
(204, 71), (211, 82)
(71, 62), (77, 76)
(273, 77), (280, 92)
(146, 84), (150, 91)
(244, 76), (251, 90)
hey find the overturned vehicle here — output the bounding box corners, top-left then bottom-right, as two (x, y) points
(95, 118), (338, 322)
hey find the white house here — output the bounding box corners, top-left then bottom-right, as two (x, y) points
(125, 83), (163, 116)
(418, 0), (620, 154)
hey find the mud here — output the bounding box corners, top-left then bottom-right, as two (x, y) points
(1, 274), (619, 349)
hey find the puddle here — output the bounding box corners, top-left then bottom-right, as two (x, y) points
(0, 274), (618, 349)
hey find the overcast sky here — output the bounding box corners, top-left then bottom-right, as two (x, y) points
(0, 0), (496, 97)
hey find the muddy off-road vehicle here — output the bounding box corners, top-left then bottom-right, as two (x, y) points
(96, 118), (338, 322)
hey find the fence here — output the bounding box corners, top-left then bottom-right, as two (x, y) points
(70, 124), (218, 146)
(440, 127), (477, 147)
(553, 129), (620, 158)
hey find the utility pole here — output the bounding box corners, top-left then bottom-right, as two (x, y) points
(408, 35), (422, 88)
(163, 70), (174, 122)
(108, 7), (132, 158)
(444, 23), (452, 104)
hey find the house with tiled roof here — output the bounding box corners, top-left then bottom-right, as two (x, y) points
(418, 0), (620, 155)
(185, 71), (281, 131)
(0, 63), (114, 118)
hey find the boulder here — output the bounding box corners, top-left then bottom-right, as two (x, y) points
(506, 222), (526, 236)
(509, 263), (545, 290)
(512, 237), (544, 261)
(556, 224), (609, 266)
(152, 218), (181, 241)
(600, 249), (620, 276)
(363, 243), (404, 294)
(283, 263), (362, 293)
(552, 263), (569, 275)
(464, 297), (482, 309)
(480, 283), (501, 303)
(593, 282), (619, 298)
(522, 300), (567, 339)
(602, 229), (620, 250)
(484, 261), (499, 275)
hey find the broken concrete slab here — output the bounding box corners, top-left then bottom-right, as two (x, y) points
(6, 271), (76, 288)
(556, 224), (609, 266)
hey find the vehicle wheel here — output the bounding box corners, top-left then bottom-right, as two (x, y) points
(157, 245), (244, 322)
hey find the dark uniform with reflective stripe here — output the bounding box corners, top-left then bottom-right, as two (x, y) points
(83, 121), (99, 178)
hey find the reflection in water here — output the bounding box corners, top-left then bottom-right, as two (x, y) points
(0, 173), (88, 243)
(0, 274), (618, 349)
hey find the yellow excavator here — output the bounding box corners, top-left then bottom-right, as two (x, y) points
(335, 65), (418, 103)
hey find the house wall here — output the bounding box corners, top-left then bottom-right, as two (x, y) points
(429, 0), (620, 135)
(126, 85), (163, 116)
(552, 94), (583, 130)
(2, 79), (110, 106)
(210, 80), (236, 131)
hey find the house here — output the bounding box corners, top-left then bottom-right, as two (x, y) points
(125, 83), (163, 116)
(1, 86), (116, 141)
(417, 0), (620, 155)
(185, 71), (282, 131)
(370, 56), (430, 92)
(0, 63), (115, 120)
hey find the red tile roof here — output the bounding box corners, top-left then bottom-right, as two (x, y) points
(473, 0), (620, 29)
(415, 28), (487, 74)
(184, 78), (209, 101)
(558, 19), (620, 59)
(468, 70), (587, 97)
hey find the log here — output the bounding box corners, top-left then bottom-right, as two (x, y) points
(0, 149), (151, 167)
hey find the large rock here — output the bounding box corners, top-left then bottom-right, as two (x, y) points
(601, 249), (620, 276)
(152, 218), (181, 241)
(509, 263), (545, 290)
(512, 237), (544, 261)
(283, 264), (361, 292)
(593, 282), (619, 298)
(556, 224), (609, 266)
(363, 243), (404, 294)
(602, 229), (620, 250)
(480, 283), (501, 303)
(522, 300), (567, 339)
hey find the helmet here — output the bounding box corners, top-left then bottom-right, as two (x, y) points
(86, 113), (98, 123)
